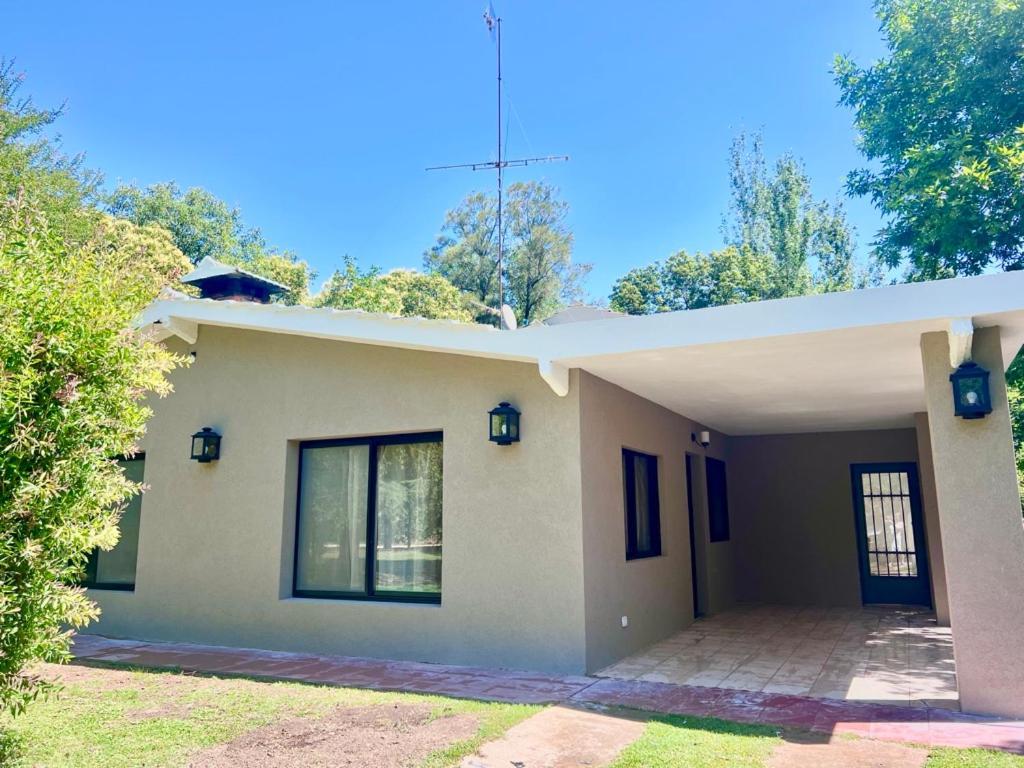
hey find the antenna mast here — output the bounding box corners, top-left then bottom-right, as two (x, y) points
(496, 15), (503, 324)
(427, 7), (568, 328)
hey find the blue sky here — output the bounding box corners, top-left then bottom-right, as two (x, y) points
(6, 1), (887, 299)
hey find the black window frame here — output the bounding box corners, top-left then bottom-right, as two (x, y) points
(292, 431), (443, 604)
(623, 448), (662, 560)
(706, 456), (731, 543)
(82, 453), (145, 592)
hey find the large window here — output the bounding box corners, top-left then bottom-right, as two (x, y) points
(623, 448), (661, 560)
(294, 432), (443, 603)
(706, 457), (730, 543)
(84, 456), (144, 591)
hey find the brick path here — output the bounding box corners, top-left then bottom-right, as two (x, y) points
(71, 634), (1024, 754)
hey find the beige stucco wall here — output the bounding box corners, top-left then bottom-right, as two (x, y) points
(88, 326), (588, 674)
(728, 429), (922, 607)
(578, 371), (731, 673)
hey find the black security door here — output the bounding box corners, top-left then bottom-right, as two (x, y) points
(851, 463), (931, 606)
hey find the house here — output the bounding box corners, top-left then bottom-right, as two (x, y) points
(84, 257), (1024, 718)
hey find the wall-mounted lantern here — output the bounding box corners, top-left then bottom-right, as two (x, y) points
(691, 430), (711, 449)
(949, 361), (992, 420)
(488, 402), (520, 446)
(190, 427), (222, 462)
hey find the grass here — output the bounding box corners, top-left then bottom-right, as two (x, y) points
(609, 713), (782, 768)
(606, 712), (1024, 768)
(4, 662), (1024, 767)
(926, 748), (1024, 767)
(0, 663), (538, 768)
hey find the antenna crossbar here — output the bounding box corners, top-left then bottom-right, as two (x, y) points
(426, 155), (570, 172)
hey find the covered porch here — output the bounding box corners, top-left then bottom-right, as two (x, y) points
(557, 274), (1024, 717)
(597, 604), (957, 708)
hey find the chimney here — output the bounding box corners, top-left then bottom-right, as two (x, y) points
(180, 257), (288, 304)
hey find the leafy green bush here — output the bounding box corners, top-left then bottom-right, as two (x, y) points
(0, 194), (187, 715)
(1008, 352), (1024, 511)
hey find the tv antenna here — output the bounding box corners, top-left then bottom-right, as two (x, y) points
(427, 4), (568, 328)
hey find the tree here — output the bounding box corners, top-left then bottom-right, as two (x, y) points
(106, 183), (314, 303)
(834, 0), (1024, 280)
(0, 60), (99, 234)
(611, 133), (875, 314)
(610, 247), (774, 314)
(723, 132), (872, 297)
(608, 263), (667, 315)
(1010, 354), (1024, 506)
(0, 194), (187, 715)
(425, 181), (589, 325)
(836, 0), (1024, 503)
(313, 257), (471, 322)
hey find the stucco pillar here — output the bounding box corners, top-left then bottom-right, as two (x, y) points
(913, 413), (950, 626)
(920, 326), (1024, 717)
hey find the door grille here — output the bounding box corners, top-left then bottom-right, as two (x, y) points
(859, 470), (918, 577)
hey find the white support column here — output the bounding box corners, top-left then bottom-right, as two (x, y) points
(920, 326), (1024, 717)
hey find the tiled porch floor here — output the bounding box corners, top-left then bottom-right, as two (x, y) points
(596, 604), (957, 708)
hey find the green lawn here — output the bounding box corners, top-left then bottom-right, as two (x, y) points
(925, 749), (1024, 768)
(608, 713), (1024, 768)
(0, 663), (537, 768)
(3, 663), (1024, 767)
(609, 714), (781, 768)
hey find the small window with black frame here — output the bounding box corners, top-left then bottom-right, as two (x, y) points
(83, 455), (145, 591)
(623, 448), (662, 560)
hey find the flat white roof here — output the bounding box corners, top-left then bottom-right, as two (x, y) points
(140, 271), (1024, 436)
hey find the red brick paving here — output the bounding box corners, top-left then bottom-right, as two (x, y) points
(71, 634), (1024, 754)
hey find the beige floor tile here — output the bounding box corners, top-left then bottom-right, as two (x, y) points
(598, 603), (957, 709)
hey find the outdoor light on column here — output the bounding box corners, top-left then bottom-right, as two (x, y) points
(488, 402), (520, 446)
(190, 427), (222, 462)
(949, 361), (992, 420)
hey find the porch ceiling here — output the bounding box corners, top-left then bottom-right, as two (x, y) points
(551, 274), (1024, 436)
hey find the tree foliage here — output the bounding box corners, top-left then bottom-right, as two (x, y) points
(722, 132), (876, 297)
(313, 257), (472, 321)
(425, 181), (590, 325)
(0, 60), (100, 237)
(0, 194), (187, 715)
(611, 134), (875, 314)
(836, 0), (1024, 502)
(106, 182), (314, 303)
(834, 0), (1024, 279)
(1009, 353), (1024, 506)
(610, 246), (774, 314)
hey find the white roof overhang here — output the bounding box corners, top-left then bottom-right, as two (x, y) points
(139, 271), (1024, 436)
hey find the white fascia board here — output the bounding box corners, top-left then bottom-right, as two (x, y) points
(137, 298), (542, 363)
(542, 271), (1024, 364)
(137, 271), (1024, 394)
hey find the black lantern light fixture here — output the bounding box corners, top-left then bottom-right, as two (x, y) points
(488, 402), (521, 446)
(949, 361), (992, 420)
(190, 427), (222, 462)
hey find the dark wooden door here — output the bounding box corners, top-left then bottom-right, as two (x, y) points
(685, 454), (701, 618)
(851, 463), (931, 606)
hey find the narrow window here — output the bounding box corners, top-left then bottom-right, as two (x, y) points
(84, 456), (145, 590)
(623, 448), (661, 560)
(294, 432), (442, 603)
(706, 457), (730, 543)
